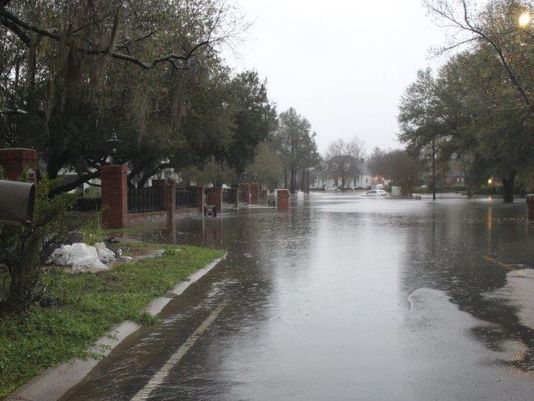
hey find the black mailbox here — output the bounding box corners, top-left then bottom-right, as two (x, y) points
(0, 180), (36, 225)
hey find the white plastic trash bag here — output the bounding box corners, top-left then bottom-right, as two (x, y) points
(47, 243), (110, 272)
(95, 242), (116, 263)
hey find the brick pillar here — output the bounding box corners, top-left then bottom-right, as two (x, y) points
(276, 189), (289, 210)
(154, 179), (176, 223)
(527, 194), (534, 221)
(240, 183), (250, 204)
(101, 165), (128, 229)
(206, 187), (223, 213)
(0, 148), (38, 181)
(250, 183), (259, 205)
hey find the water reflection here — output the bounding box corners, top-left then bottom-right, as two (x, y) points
(399, 198), (534, 374)
(63, 194), (534, 401)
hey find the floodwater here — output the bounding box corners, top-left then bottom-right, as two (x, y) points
(62, 193), (534, 401)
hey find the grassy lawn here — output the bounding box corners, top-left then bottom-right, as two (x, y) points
(0, 242), (224, 398)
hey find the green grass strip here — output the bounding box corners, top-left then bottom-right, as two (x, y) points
(0, 244), (224, 398)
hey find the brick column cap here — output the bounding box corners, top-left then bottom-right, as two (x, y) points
(0, 148), (38, 160)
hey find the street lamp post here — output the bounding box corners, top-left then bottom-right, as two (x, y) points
(1, 102), (28, 145)
(432, 138), (436, 201)
(105, 131), (122, 164)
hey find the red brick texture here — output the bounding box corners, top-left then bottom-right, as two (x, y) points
(101, 165), (128, 229)
(153, 179), (176, 223)
(250, 183), (259, 205)
(0, 148), (38, 181)
(239, 183), (250, 204)
(206, 187), (223, 213)
(276, 189), (289, 210)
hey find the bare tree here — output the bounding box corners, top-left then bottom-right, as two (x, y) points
(424, 0), (534, 113)
(325, 138), (364, 189)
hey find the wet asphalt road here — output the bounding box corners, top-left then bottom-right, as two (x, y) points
(62, 193), (534, 401)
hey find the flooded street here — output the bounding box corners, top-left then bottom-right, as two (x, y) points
(62, 193), (534, 401)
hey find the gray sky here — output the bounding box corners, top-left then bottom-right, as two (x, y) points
(223, 0), (448, 155)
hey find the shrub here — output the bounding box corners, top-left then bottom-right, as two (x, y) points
(0, 177), (74, 314)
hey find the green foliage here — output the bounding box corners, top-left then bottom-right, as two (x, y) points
(226, 71), (278, 175)
(76, 213), (105, 245)
(248, 141), (283, 190)
(398, 49), (534, 202)
(182, 158), (238, 187)
(0, 244), (224, 397)
(274, 108), (320, 193)
(409, 0), (534, 202)
(0, 177), (74, 311)
(83, 186), (101, 199)
(1, 0), (260, 192)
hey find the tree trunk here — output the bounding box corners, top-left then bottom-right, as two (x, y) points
(290, 166), (296, 194)
(502, 172), (516, 203)
(432, 139), (436, 201)
(27, 41), (38, 114)
(4, 232), (42, 313)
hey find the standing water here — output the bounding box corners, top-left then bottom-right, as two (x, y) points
(62, 193), (534, 401)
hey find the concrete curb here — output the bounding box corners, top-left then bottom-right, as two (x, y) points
(6, 253), (227, 401)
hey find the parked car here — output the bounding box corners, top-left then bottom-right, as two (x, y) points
(364, 189), (391, 197)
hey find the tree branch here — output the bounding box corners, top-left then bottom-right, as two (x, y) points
(106, 7), (121, 55)
(425, 0), (534, 114)
(49, 171), (101, 197)
(0, 15), (31, 45)
(0, 7), (210, 70)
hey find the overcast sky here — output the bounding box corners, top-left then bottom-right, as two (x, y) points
(223, 0), (449, 155)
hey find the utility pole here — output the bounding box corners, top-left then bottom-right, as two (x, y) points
(432, 138), (436, 201)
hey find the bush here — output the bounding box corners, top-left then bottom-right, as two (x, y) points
(73, 197), (102, 212)
(0, 176), (75, 313)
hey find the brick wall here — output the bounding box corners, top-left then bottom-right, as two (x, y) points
(101, 165), (128, 229)
(0, 148), (38, 181)
(276, 189), (289, 210)
(239, 183), (250, 204)
(250, 183), (259, 204)
(206, 187), (223, 213)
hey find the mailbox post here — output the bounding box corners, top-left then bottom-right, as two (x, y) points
(0, 180), (36, 225)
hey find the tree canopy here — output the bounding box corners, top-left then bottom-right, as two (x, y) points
(399, 0), (534, 202)
(0, 0), (278, 191)
(273, 108), (320, 193)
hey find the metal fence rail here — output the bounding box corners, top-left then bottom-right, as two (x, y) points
(223, 188), (237, 204)
(238, 190), (249, 203)
(176, 189), (195, 208)
(128, 188), (164, 213)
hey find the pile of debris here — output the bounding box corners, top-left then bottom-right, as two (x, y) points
(47, 242), (117, 273)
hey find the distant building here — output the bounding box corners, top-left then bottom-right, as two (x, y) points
(310, 158), (376, 190)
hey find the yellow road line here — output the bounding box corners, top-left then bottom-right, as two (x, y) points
(130, 300), (228, 401)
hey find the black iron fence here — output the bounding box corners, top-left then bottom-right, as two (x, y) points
(223, 188), (237, 204)
(238, 190), (249, 203)
(176, 189), (196, 208)
(128, 188), (164, 213)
